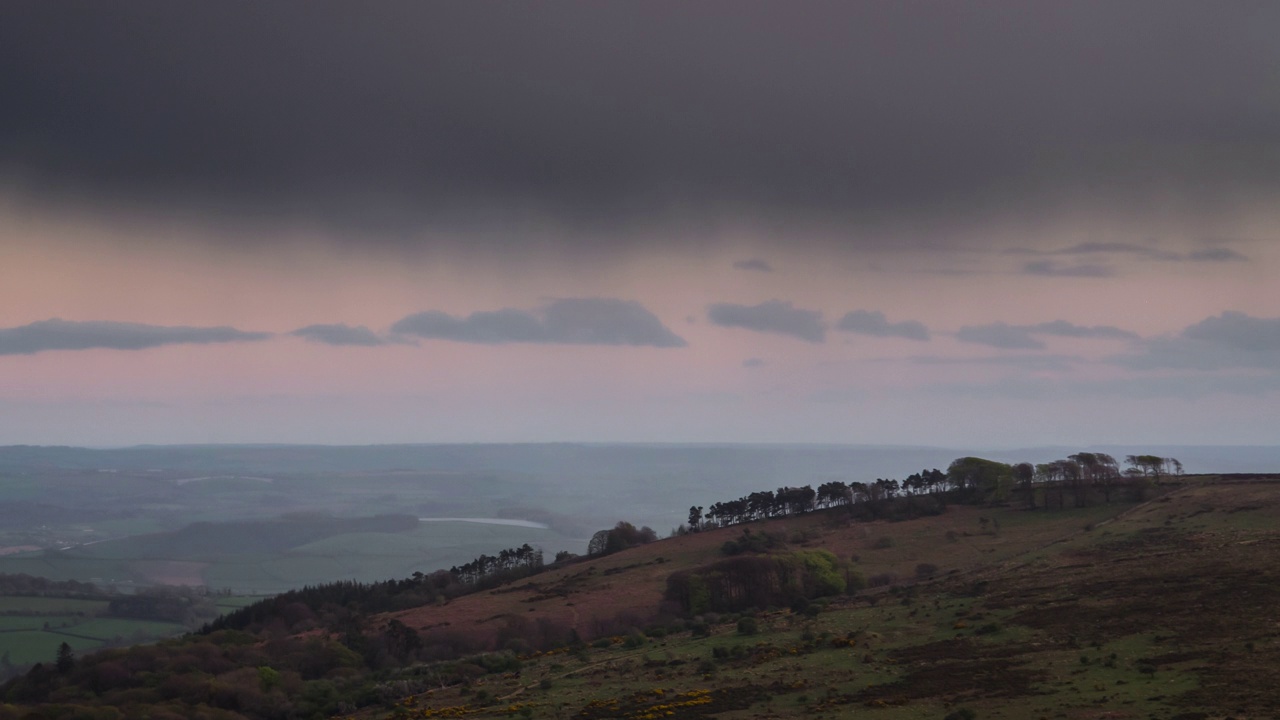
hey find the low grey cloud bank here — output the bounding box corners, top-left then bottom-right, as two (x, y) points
(707, 300), (825, 343)
(1022, 260), (1114, 278)
(955, 323), (1047, 350)
(391, 298), (686, 347)
(1186, 248), (1249, 262)
(291, 324), (387, 347)
(1113, 312), (1280, 370)
(909, 354), (1080, 372)
(837, 310), (930, 341)
(1031, 320), (1139, 341)
(1012, 242), (1250, 263)
(935, 372), (1280, 401)
(957, 320), (1138, 350)
(0, 319), (271, 355)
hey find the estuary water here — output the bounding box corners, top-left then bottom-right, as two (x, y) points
(418, 517), (550, 529)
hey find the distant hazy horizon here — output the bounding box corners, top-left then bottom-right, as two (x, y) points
(7, 442), (1280, 479)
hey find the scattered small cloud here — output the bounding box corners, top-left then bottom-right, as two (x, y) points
(706, 300), (826, 343)
(1186, 247), (1249, 262)
(1029, 320), (1139, 340)
(836, 310), (930, 341)
(0, 319), (271, 356)
(956, 319), (1138, 350)
(908, 354), (1081, 372)
(1008, 241), (1248, 263)
(733, 258), (774, 273)
(933, 372), (1280, 401)
(1022, 260), (1114, 278)
(390, 298), (687, 347)
(1056, 242), (1181, 260)
(291, 324), (387, 347)
(742, 357), (765, 368)
(955, 323), (1046, 350)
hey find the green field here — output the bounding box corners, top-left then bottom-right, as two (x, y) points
(0, 597), (108, 614)
(0, 593), (246, 675)
(0, 631), (101, 666)
(0, 615), (82, 632)
(62, 618), (186, 641)
(0, 517), (579, 595)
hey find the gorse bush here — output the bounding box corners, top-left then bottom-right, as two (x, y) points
(665, 550), (849, 614)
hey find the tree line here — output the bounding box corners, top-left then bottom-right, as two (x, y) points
(448, 543), (543, 585)
(207, 542), (555, 637)
(682, 452), (1183, 533)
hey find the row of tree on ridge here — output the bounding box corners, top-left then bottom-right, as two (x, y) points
(684, 452), (1183, 532)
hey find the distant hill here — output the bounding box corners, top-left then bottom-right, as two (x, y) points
(7, 473), (1280, 719)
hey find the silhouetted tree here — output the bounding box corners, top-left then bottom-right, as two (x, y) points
(1013, 462), (1036, 509)
(55, 643), (74, 674)
(946, 457), (1013, 503)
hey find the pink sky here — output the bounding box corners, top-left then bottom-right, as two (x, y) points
(2, 200), (1278, 447)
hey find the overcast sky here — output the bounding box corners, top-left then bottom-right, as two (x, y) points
(1, 1), (1278, 446)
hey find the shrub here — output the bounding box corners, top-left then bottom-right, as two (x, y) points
(872, 536), (895, 549)
(868, 573), (897, 588)
(944, 709), (976, 720)
(915, 563), (939, 579)
(844, 570), (867, 593)
(737, 618), (759, 636)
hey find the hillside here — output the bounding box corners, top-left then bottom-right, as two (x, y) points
(363, 477), (1280, 719)
(4, 476), (1279, 719)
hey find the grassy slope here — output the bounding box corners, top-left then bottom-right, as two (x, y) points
(383, 501), (1127, 644)
(365, 477), (1280, 719)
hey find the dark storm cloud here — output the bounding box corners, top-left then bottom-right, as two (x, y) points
(0, 319), (271, 355)
(733, 259), (774, 273)
(291, 324), (387, 347)
(1112, 312), (1280, 370)
(1, 2), (1277, 247)
(390, 298), (686, 347)
(707, 300), (825, 343)
(956, 320), (1137, 350)
(836, 310), (930, 341)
